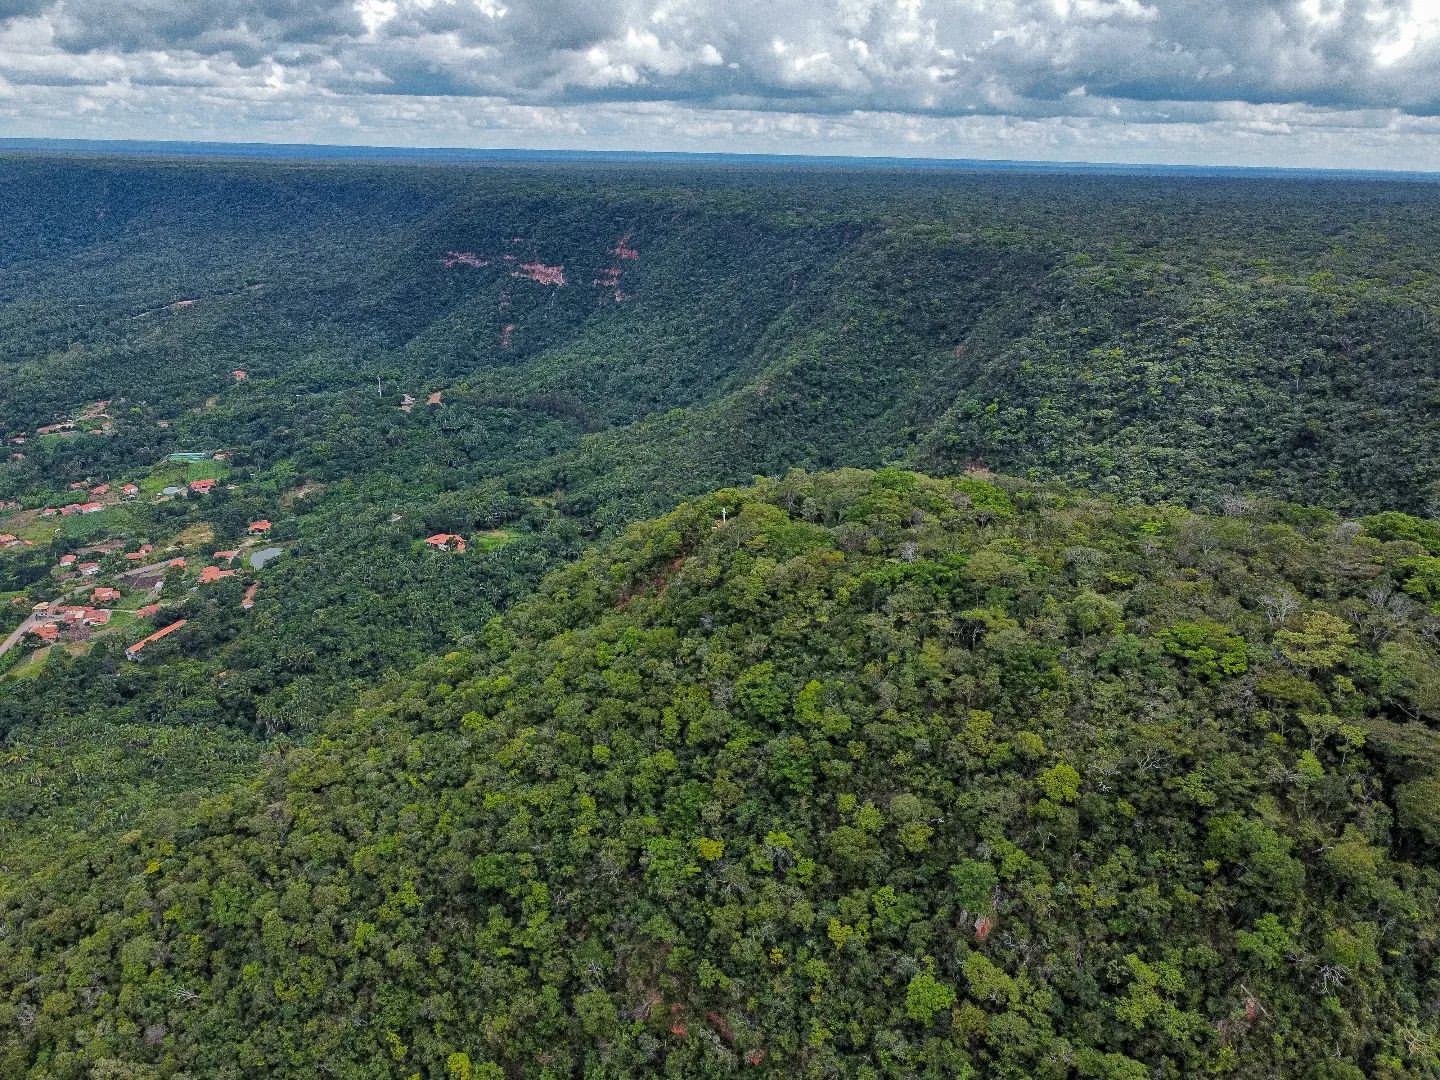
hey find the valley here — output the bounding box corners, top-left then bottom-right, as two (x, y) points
(1, 153), (1440, 1077)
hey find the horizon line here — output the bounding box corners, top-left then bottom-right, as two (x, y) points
(3, 135), (1440, 182)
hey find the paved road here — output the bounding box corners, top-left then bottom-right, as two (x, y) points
(0, 614), (36, 660)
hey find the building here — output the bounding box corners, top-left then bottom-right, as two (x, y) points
(198, 565), (236, 584)
(90, 484), (109, 496)
(121, 483), (140, 497)
(241, 582), (259, 610)
(59, 554), (76, 567)
(168, 557), (186, 569)
(125, 618), (187, 660)
(214, 549), (240, 562)
(77, 502), (104, 514)
(91, 587), (121, 604)
(189, 479), (217, 494)
(426, 533), (468, 552)
(136, 603), (161, 617)
(248, 520), (272, 534)
(28, 623), (59, 643)
(77, 562), (101, 576)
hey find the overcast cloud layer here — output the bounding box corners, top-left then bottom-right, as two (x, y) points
(3, 0), (1440, 168)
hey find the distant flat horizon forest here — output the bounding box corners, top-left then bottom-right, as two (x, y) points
(4, 154), (1440, 1078)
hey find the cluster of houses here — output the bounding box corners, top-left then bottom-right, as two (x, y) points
(40, 481), (141, 518)
(15, 517), (280, 661)
(36, 471), (237, 517)
(4, 401), (114, 448)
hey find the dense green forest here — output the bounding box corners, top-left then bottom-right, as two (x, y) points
(7, 469), (1440, 1077)
(3, 154), (1440, 1075)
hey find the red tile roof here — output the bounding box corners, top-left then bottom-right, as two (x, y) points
(91, 587), (121, 603)
(168, 557), (186, 568)
(426, 533), (467, 551)
(136, 603), (161, 617)
(59, 554), (76, 565)
(199, 565), (236, 584)
(248, 519), (272, 532)
(126, 618), (187, 658)
(189, 479), (217, 494)
(30, 623), (58, 642)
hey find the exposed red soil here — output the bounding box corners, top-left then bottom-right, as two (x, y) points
(514, 262), (566, 286)
(441, 251), (488, 269)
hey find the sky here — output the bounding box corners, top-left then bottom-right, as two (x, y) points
(2, 0), (1440, 169)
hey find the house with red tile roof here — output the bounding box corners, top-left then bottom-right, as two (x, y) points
(77, 562), (101, 576)
(189, 479), (217, 494)
(59, 554), (76, 566)
(68, 481), (87, 491)
(123, 543), (155, 561)
(214, 549), (240, 562)
(83, 608), (111, 626)
(248, 520), (272, 534)
(126, 618), (187, 659)
(136, 603), (161, 617)
(29, 623), (59, 643)
(40, 507), (57, 517)
(241, 582), (259, 610)
(77, 502), (104, 514)
(168, 557), (187, 569)
(0, 534), (18, 546)
(232, 369), (247, 381)
(91, 586), (121, 604)
(426, 533), (468, 552)
(121, 483), (140, 497)
(90, 483), (109, 496)
(199, 565), (236, 584)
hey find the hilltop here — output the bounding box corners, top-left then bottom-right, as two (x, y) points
(4, 469), (1440, 1077)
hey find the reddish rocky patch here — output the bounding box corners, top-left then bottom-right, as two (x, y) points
(441, 251), (488, 269)
(514, 262), (566, 286)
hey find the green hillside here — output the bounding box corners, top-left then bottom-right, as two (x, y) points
(5, 469), (1440, 1077)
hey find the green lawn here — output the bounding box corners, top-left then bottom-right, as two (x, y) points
(471, 528), (521, 551)
(140, 458), (230, 495)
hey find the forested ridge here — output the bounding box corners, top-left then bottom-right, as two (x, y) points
(6, 469), (1440, 1077)
(4, 155), (1440, 1076)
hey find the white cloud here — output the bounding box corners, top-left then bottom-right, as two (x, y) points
(0, 0), (1436, 168)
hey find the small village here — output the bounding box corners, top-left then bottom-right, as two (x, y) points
(0, 386), (504, 678)
(0, 395), (293, 672)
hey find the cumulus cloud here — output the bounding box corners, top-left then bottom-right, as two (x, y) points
(2, 0), (1440, 166)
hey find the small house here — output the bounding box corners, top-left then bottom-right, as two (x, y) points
(126, 618), (187, 660)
